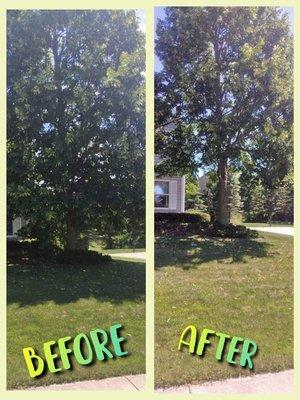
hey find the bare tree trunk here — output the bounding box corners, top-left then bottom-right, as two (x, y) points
(268, 212), (273, 227)
(66, 212), (78, 251)
(216, 157), (230, 225)
(66, 219), (89, 250)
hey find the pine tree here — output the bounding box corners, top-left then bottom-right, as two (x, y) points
(228, 172), (243, 222)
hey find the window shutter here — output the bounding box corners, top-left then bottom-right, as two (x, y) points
(169, 180), (177, 209)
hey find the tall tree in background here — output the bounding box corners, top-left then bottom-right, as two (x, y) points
(185, 175), (207, 211)
(7, 10), (145, 249)
(240, 164), (266, 222)
(251, 121), (293, 224)
(227, 171), (243, 222)
(155, 7), (293, 225)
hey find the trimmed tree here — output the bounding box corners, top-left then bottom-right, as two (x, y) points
(155, 7), (293, 225)
(7, 10), (145, 249)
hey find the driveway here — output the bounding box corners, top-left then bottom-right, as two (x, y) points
(108, 252), (146, 261)
(249, 226), (294, 236)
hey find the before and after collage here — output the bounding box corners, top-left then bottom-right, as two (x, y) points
(2, 1), (296, 398)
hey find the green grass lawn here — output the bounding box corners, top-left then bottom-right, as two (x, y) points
(155, 232), (293, 388)
(7, 258), (145, 389)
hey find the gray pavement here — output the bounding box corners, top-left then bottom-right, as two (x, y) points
(249, 226), (294, 236)
(156, 370), (293, 394)
(108, 252), (146, 261)
(27, 374), (145, 391)
(23, 369), (294, 393)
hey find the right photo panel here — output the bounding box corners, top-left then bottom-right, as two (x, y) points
(154, 6), (294, 394)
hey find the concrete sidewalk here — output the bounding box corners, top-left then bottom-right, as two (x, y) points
(249, 226), (294, 236)
(108, 252), (146, 261)
(156, 370), (293, 394)
(23, 370), (293, 393)
(27, 374), (145, 391)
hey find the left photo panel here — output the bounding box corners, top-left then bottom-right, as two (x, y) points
(7, 9), (145, 390)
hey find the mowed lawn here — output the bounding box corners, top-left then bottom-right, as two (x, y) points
(155, 232), (293, 388)
(7, 258), (145, 389)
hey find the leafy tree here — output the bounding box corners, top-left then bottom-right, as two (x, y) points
(264, 186), (287, 225)
(203, 173), (218, 222)
(155, 7), (293, 225)
(185, 181), (198, 209)
(251, 117), (293, 225)
(7, 10), (145, 249)
(280, 172), (294, 222)
(240, 141), (293, 224)
(240, 177), (266, 222)
(194, 192), (208, 213)
(185, 175), (207, 212)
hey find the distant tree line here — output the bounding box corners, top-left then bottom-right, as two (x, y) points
(185, 165), (293, 225)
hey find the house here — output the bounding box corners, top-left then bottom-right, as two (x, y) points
(155, 176), (185, 213)
(154, 155), (185, 213)
(198, 174), (208, 192)
(7, 217), (27, 240)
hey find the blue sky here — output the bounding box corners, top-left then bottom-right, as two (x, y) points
(136, 9), (146, 32)
(154, 7), (294, 72)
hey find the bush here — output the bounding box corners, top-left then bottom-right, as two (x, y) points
(155, 212), (210, 236)
(269, 212), (293, 223)
(245, 211), (293, 224)
(155, 213), (258, 239)
(155, 212), (210, 224)
(7, 240), (111, 265)
(7, 240), (58, 256)
(244, 212), (266, 223)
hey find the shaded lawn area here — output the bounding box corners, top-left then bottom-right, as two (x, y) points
(155, 232), (293, 388)
(7, 259), (145, 389)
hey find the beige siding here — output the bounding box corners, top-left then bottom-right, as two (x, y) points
(198, 174), (208, 192)
(7, 217), (27, 238)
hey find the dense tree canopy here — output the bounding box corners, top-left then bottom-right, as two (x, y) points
(7, 10), (145, 249)
(155, 7), (293, 225)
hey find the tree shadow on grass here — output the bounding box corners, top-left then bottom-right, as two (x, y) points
(155, 235), (275, 270)
(7, 260), (145, 307)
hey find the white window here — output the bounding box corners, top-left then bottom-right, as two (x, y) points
(155, 181), (169, 208)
